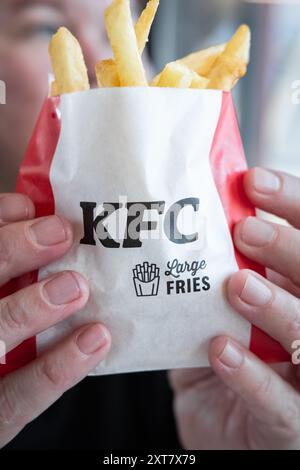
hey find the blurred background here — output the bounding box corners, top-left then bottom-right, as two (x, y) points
(143, 0), (300, 175)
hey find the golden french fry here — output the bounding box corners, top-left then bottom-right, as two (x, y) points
(179, 43), (226, 76)
(96, 59), (120, 87)
(225, 24), (251, 63)
(157, 63), (192, 88)
(50, 80), (59, 97)
(49, 27), (90, 96)
(156, 62), (208, 89)
(151, 43), (225, 87)
(207, 25), (251, 91)
(135, 0), (159, 54)
(96, 0), (159, 88)
(150, 75), (160, 87)
(104, 0), (147, 87)
(190, 74), (209, 89)
(159, 65), (192, 88)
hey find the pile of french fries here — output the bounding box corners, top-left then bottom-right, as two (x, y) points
(49, 0), (251, 96)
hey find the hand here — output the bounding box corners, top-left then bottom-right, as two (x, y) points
(0, 194), (111, 448)
(170, 168), (300, 450)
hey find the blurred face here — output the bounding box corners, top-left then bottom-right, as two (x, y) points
(0, 0), (113, 191)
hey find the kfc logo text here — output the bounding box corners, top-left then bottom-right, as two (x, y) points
(80, 197), (200, 248)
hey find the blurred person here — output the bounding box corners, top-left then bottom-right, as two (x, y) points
(0, 0), (112, 191)
(1, 0), (300, 451)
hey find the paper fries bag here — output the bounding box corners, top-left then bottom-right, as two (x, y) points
(0, 89), (289, 376)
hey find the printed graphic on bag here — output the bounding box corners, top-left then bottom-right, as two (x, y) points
(0, 88), (289, 378)
(133, 263), (160, 297)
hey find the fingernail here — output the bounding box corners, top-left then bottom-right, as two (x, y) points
(0, 195), (29, 222)
(77, 324), (109, 355)
(253, 168), (281, 195)
(240, 217), (276, 247)
(215, 339), (244, 369)
(30, 216), (68, 246)
(240, 274), (273, 307)
(44, 272), (82, 305)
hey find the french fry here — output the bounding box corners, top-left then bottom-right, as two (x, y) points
(135, 0), (159, 54)
(50, 1), (250, 95)
(157, 63), (193, 88)
(96, 59), (120, 87)
(104, 0), (147, 87)
(49, 27), (90, 96)
(50, 81), (59, 97)
(190, 74), (209, 89)
(97, 0), (158, 88)
(156, 62), (208, 89)
(179, 43), (226, 76)
(150, 75), (160, 87)
(151, 43), (225, 87)
(207, 25), (251, 91)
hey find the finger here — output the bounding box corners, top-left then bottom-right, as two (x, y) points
(0, 323), (111, 447)
(0, 271), (89, 354)
(209, 336), (300, 448)
(0, 215), (73, 286)
(0, 194), (35, 227)
(244, 168), (300, 229)
(267, 269), (300, 300)
(234, 217), (300, 287)
(227, 270), (300, 354)
(169, 367), (214, 393)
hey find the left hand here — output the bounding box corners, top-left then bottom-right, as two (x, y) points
(170, 168), (300, 450)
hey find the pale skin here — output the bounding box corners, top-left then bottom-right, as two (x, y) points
(0, 0), (300, 451)
(171, 169), (300, 450)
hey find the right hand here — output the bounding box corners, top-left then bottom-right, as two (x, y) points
(0, 193), (111, 448)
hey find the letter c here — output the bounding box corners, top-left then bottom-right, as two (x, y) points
(164, 197), (199, 245)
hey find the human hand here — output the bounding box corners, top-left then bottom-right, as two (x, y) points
(0, 193), (111, 448)
(171, 168), (300, 450)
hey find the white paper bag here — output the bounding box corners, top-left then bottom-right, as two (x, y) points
(9, 88), (259, 376)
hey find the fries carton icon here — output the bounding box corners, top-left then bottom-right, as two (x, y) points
(133, 262), (160, 297)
